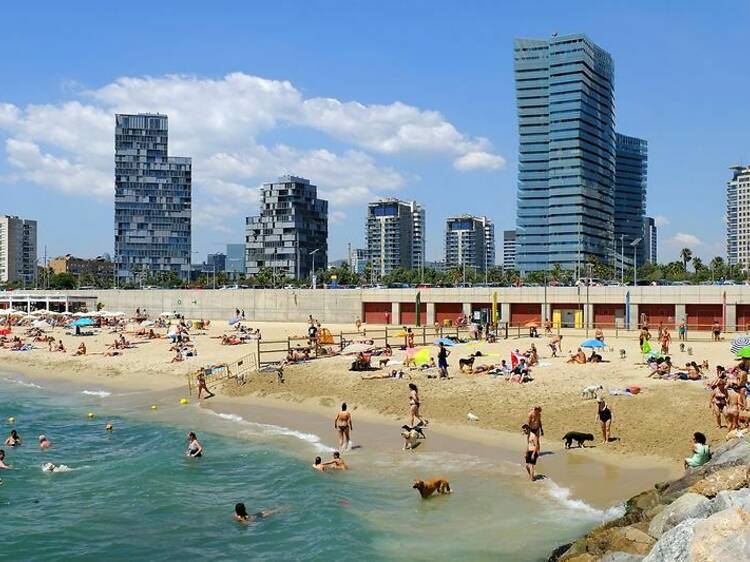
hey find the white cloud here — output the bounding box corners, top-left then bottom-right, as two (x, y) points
(453, 151), (506, 171)
(0, 72), (504, 237)
(653, 215), (670, 227)
(670, 232), (702, 246)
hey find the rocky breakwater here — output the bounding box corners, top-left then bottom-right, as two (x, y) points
(550, 439), (750, 561)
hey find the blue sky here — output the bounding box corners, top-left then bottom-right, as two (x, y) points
(0, 1), (747, 264)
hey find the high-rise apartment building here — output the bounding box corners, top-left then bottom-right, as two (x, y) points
(502, 230), (517, 269)
(206, 253), (226, 272)
(366, 199), (425, 277)
(728, 165), (750, 266)
(349, 248), (369, 274)
(614, 134), (648, 267)
(444, 215), (495, 272)
(245, 175), (328, 279)
(643, 216), (657, 264)
(114, 114), (192, 282)
(225, 244), (246, 275)
(0, 215), (37, 285)
(514, 34), (616, 272)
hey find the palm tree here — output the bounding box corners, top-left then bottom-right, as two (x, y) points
(680, 248), (693, 271)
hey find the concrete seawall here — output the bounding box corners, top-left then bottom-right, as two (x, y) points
(4, 286), (750, 329)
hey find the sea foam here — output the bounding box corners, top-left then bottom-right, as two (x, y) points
(544, 480), (626, 522)
(81, 390), (112, 398)
(2, 377), (42, 389)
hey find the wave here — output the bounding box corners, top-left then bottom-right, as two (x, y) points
(2, 377), (42, 389)
(42, 463), (74, 473)
(543, 480), (625, 522)
(208, 410), (334, 452)
(81, 390), (112, 398)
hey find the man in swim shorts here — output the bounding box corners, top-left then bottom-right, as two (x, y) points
(522, 425), (539, 481)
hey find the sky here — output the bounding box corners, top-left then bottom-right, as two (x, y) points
(0, 1), (748, 265)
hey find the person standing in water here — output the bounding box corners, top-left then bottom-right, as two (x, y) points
(526, 406), (543, 454)
(334, 403), (352, 451)
(597, 398), (613, 444)
(4, 430), (21, 447)
(522, 424), (539, 481)
(38, 435), (51, 449)
(186, 432), (204, 458)
(0, 449), (11, 470)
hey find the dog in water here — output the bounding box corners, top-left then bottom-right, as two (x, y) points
(562, 431), (594, 449)
(581, 385), (603, 400)
(401, 422), (426, 450)
(412, 477), (452, 498)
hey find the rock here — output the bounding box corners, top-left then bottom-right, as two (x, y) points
(600, 553), (644, 562)
(710, 488), (750, 513)
(642, 518), (699, 562)
(625, 489), (661, 520)
(689, 507), (750, 561)
(647, 493), (711, 538)
(561, 555), (597, 562)
(548, 542), (573, 561)
(689, 465), (749, 498)
(709, 437), (750, 466)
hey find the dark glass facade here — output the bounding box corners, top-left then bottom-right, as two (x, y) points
(614, 134), (648, 267)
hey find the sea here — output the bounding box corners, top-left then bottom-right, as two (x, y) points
(0, 373), (623, 561)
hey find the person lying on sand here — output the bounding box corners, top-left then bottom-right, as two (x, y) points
(648, 357), (672, 378)
(471, 363), (495, 374)
(361, 369), (405, 380)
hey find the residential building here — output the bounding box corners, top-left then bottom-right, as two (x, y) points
(206, 253), (226, 272)
(48, 255), (113, 284)
(502, 230), (517, 269)
(444, 215), (495, 272)
(643, 216), (657, 264)
(614, 134), (649, 267)
(245, 175), (328, 279)
(514, 34), (616, 272)
(366, 199), (425, 277)
(349, 248), (369, 274)
(425, 260), (447, 273)
(0, 215), (37, 285)
(728, 165), (750, 266)
(114, 114), (192, 282)
(225, 244), (246, 275)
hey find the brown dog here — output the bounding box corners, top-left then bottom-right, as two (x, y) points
(412, 478), (452, 499)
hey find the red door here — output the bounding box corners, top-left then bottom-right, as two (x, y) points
(364, 302), (391, 324)
(639, 304), (675, 329)
(510, 303), (540, 327)
(594, 304), (624, 328)
(686, 304), (723, 331)
(435, 303), (463, 325)
(737, 305), (750, 332)
(400, 302), (427, 325)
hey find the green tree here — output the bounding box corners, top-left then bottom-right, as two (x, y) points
(680, 248), (693, 271)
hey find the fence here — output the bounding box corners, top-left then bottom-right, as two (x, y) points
(186, 350), (258, 395)
(506, 322), (745, 342)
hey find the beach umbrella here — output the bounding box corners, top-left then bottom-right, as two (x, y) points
(0, 308), (18, 315)
(641, 340), (652, 355)
(342, 343), (374, 355)
(580, 339), (606, 349)
(73, 318), (95, 327)
(433, 337), (456, 347)
(524, 320), (539, 328)
(394, 330), (408, 337)
(413, 348), (431, 366)
(140, 320), (155, 327)
(736, 346), (750, 359)
(730, 335), (750, 355)
(228, 317), (240, 325)
(32, 320), (50, 329)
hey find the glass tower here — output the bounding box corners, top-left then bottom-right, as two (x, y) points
(514, 34), (616, 272)
(114, 114), (192, 282)
(614, 134), (648, 267)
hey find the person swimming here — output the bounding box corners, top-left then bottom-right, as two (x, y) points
(4, 429), (21, 447)
(312, 456), (325, 471)
(106, 423), (114, 432)
(323, 451), (348, 471)
(38, 435), (51, 449)
(0, 449), (11, 470)
(186, 432), (203, 458)
(234, 502), (275, 523)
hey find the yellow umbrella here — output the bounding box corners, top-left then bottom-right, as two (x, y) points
(413, 348), (431, 366)
(394, 331), (408, 337)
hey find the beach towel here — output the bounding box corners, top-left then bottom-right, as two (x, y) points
(641, 340), (652, 355)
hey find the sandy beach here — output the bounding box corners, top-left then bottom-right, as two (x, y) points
(2, 318), (737, 493)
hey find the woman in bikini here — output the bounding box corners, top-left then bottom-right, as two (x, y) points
(408, 383), (426, 427)
(186, 432), (204, 458)
(710, 379), (728, 428)
(725, 386), (741, 433)
(596, 399), (613, 444)
(334, 403), (352, 451)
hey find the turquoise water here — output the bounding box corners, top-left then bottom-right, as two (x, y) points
(0, 375), (615, 561)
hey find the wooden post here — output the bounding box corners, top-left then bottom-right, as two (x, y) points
(422, 326), (426, 345)
(256, 338), (261, 367)
(384, 327), (388, 347)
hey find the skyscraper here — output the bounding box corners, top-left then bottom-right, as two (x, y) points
(0, 215), (37, 285)
(366, 199), (425, 278)
(614, 134), (648, 267)
(514, 34), (616, 272)
(502, 230), (517, 269)
(643, 216), (657, 264)
(225, 243), (246, 275)
(114, 114), (192, 282)
(245, 175), (328, 280)
(444, 215), (495, 272)
(727, 165), (750, 266)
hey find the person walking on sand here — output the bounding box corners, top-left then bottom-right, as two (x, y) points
(409, 383), (427, 427)
(526, 406), (543, 454)
(437, 342), (450, 379)
(196, 370), (215, 400)
(596, 398), (613, 444)
(334, 403), (353, 451)
(522, 424), (539, 481)
(712, 321), (721, 342)
(660, 328), (671, 355)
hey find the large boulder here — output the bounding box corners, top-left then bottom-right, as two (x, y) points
(642, 518), (699, 562)
(689, 465), (749, 498)
(600, 553), (644, 562)
(709, 437), (750, 467)
(647, 493), (712, 538)
(710, 488), (750, 513)
(689, 507), (750, 561)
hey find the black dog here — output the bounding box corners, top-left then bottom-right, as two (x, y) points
(563, 431), (594, 449)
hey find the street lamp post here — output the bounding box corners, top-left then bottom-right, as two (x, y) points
(309, 248), (320, 289)
(630, 237), (643, 287)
